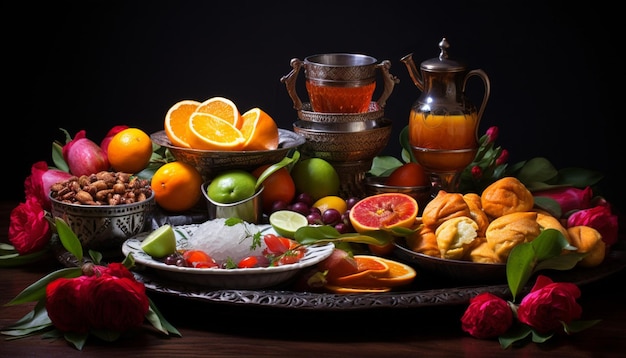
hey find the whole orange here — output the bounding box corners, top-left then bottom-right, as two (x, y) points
(251, 164), (295, 214)
(151, 161), (203, 212)
(385, 162), (428, 187)
(107, 128), (153, 173)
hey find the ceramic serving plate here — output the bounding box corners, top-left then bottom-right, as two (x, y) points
(122, 223), (334, 290)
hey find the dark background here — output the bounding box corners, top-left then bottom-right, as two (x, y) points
(5, 1), (623, 212)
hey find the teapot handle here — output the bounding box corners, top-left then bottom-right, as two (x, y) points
(463, 69), (491, 125)
(375, 60), (400, 109)
(280, 58), (304, 111)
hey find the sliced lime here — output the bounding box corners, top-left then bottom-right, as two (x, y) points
(141, 224), (176, 258)
(269, 210), (309, 239)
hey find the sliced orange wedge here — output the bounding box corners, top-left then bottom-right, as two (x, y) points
(239, 107), (279, 151)
(195, 96), (242, 129)
(164, 99), (200, 148)
(187, 112), (245, 151)
(325, 285), (392, 294)
(331, 255), (416, 290)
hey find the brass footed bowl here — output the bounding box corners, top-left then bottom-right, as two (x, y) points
(292, 118), (392, 162)
(151, 129), (305, 181)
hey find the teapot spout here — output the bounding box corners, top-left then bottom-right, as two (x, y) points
(400, 53), (423, 91)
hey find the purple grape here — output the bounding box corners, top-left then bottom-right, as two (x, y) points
(346, 197), (360, 209)
(322, 208), (341, 225)
(271, 200), (290, 213)
(307, 212), (323, 225)
(334, 222), (351, 234)
(291, 202), (310, 215)
(309, 206), (321, 215)
(296, 193), (313, 207)
(341, 209), (351, 225)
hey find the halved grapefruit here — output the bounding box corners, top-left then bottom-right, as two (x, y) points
(348, 193), (418, 233)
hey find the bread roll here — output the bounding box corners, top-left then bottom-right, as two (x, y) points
(469, 239), (503, 264)
(486, 211), (540, 262)
(463, 193), (490, 237)
(536, 211), (570, 243)
(567, 225), (606, 267)
(422, 190), (471, 229)
(406, 225), (440, 257)
(435, 216), (479, 260)
(481, 177), (534, 219)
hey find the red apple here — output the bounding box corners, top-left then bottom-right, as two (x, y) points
(64, 137), (110, 176)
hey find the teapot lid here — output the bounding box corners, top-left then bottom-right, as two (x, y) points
(420, 38), (466, 72)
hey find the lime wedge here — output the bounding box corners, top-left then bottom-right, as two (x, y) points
(140, 224), (176, 258)
(269, 210), (309, 238)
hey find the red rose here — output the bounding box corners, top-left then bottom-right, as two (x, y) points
(8, 197), (52, 254)
(85, 275), (149, 332)
(461, 292), (513, 339)
(45, 276), (94, 333)
(517, 275), (582, 334)
(567, 205), (619, 248)
(534, 186), (593, 215)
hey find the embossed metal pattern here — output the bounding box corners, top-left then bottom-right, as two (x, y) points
(50, 192), (155, 250)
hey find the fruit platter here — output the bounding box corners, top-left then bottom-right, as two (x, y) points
(10, 92), (625, 314)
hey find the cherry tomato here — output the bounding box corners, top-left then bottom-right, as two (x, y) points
(238, 255), (270, 268)
(263, 234), (294, 254)
(276, 248), (305, 265)
(183, 250), (217, 268)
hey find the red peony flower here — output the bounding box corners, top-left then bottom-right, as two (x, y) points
(45, 276), (94, 333)
(8, 196), (52, 254)
(461, 292), (513, 339)
(567, 205), (619, 248)
(534, 186), (593, 215)
(516, 275), (582, 334)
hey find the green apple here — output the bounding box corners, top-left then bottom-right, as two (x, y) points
(207, 169), (257, 204)
(290, 158), (340, 202)
(141, 224), (176, 258)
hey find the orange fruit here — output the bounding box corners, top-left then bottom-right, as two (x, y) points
(107, 128), (153, 174)
(385, 162), (429, 187)
(239, 108), (279, 151)
(194, 97), (241, 129)
(325, 285), (392, 293)
(368, 239), (396, 256)
(252, 164), (296, 214)
(164, 99), (200, 148)
(187, 112), (246, 151)
(151, 161), (203, 212)
(349, 193), (419, 233)
(331, 255), (416, 290)
(312, 196), (348, 215)
(372, 256), (417, 286)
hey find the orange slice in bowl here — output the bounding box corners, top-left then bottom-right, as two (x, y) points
(239, 107), (279, 151)
(187, 112), (245, 151)
(164, 99), (200, 148)
(195, 96), (242, 129)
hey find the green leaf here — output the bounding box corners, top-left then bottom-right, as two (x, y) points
(64, 331), (89, 350)
(506, 243), (536, 301)
(530, 229), (569, 261)
(90, 328), (121, 342)
(88, 249), (102, 265)
(1, 300), (53, 336)
(294, 225), (394, 246)
(146, 297), (182, 336)
(563, 319), (602, 334)
(55, 217), (83, 261)
(399, 125), (417, 163)
(516, 157), (558, 185)
(534, 253), (585, 272)
(369, 155), (403, 176)
(0, 248), (50, 267)
(556, 167), (604, 188)
(499, 324), (533, 349)
(51, 141), (69, 173)
(532, 196), (562, 218)
(530, 328), (554, 343)
(5, 267), (82, 305)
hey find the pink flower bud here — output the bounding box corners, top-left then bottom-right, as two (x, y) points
(534, 186), (593, 214)
(485, 126), (499, 144)
(495, 149), (509, 166)
(471, 166), (482, 179)
(64, 138), (110, 176)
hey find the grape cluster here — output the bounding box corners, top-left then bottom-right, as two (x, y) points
(269, 193), (360, 234)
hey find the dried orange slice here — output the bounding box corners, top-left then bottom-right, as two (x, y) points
(195, 96), (242, 129)
(349, 193), (418, 233)
(239, 107), (279, 151)
(164, 99), (200, 148)
(187, 112), (245, 151)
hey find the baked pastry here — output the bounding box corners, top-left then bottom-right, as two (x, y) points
(481, 177), (534, 219)
(435, 216), (479, 260)
(485, 211), (540, 262)
(536, 211), (570, 243)
(567, 225), (606, 267)
(469, 239), (503, 264)
(422, 190), (471, 229)
(463, 193), (490, 237)
(406, 225), (440, 257)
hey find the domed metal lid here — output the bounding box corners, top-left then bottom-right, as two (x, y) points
(420, 38), (466, 72)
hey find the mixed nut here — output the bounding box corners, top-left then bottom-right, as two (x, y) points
(50, 171), (152, 206)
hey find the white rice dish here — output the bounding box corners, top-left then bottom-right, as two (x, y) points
(185, 218), (269, 264)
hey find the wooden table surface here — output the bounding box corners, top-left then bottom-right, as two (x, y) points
(1, 200), (625, 357)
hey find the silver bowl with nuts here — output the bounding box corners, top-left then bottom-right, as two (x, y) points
(49, 171), (155, 252)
